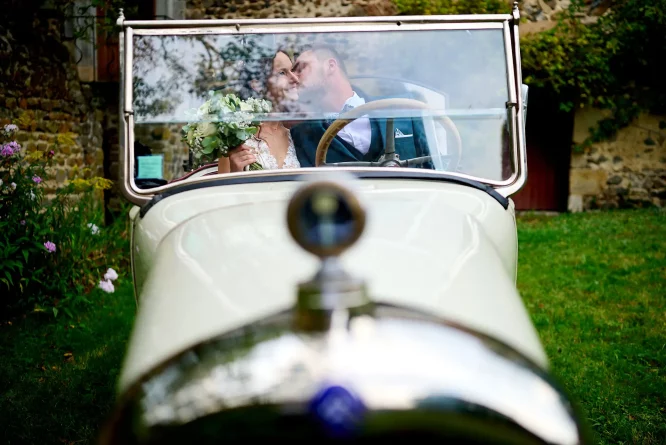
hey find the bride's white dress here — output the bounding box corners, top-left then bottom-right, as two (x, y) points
(244, 131), (300, 170)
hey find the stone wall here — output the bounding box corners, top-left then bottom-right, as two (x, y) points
(3, 0), (655, 213)
(568, 109), (666, 211)
(520, 0), (610, 23)
(185, 0), (397, 19)
(0, 14), (105, 198)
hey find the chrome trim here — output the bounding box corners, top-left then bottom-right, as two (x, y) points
(131, 22), (503, 36)
(501, 20), (521, 200)
(118, 29), (139, 204)
(120, 14), (514, 29)
(118, 14), (528, 205)
(501, 10), (528, 197)
(126, 167), (522, 207)
(123, 27), (133, 115)
(101, 305), (590, 444)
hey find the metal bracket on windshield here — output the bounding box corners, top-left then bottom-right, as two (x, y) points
(512, 1), (521, 24)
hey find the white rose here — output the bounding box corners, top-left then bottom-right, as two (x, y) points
(199, 122), (217, 137)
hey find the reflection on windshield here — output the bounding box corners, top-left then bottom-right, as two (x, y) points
(130, 29), (513, 187)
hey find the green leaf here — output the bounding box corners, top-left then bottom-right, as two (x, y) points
(52, 307), (59, 318)
(201, 136), (219, 154)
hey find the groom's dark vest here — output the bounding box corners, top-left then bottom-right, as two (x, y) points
(291, 111), (430, 168)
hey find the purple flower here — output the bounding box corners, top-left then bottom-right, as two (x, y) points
(1, 141), (20, 157)
(1, 145), (14, 157)
(44, 241), (56, 253)
(32, 176), (42, 184)
(98, 279), (115, 293)
(20, 220), (26, 225)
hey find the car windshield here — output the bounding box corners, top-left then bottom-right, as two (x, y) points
(129, 25), (517, 187)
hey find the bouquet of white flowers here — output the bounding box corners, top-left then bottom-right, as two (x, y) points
(181, 91), (272, 169)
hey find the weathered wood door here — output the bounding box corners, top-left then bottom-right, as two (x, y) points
(512, 88), (573, 211)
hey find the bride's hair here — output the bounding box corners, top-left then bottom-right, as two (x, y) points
(239, 47), (292, 102)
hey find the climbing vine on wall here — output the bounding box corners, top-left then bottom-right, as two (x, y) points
(393, 0), (510, 15)
(394, 0), (666, 150)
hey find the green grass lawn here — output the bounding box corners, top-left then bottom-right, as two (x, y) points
(1, 209), (664, 444)
(517, 209), (666, 444)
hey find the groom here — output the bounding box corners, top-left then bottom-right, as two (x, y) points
(289, 45), (429, 167)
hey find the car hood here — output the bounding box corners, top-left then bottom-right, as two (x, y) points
(119, 180), (546, 393)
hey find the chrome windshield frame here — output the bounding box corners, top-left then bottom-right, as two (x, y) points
(118, 11), (526, 206)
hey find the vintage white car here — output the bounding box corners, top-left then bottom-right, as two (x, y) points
(101, 6), (591, 444)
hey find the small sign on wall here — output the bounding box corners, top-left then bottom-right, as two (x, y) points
(137, 155), (164, 179)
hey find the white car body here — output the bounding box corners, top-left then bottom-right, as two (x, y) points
(104, 8), (590, 445)
(120, 177), (546, 394)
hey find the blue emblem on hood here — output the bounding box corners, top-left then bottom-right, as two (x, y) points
(309, 384), (366, 437)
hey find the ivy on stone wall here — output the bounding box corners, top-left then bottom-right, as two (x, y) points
(393, 0), (510, 14)
(394, 0), (666, 150)
(521, 0), (666, 150)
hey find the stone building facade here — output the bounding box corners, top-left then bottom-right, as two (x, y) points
(2, 0), (662, 212)
(185, 0), (397, 20)
(569, 110), (666, 211)
(0, 15), (108, 198)
(520, 0), (666, 211)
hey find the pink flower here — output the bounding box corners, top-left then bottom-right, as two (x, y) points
(103, 268), (118, 281)
(98, 279), (115, 293)
(20, 220), (26, 225)
(44, 241), (56, 253)
(32, 176), (42, 184)
(1, 145), (14, 157)
(47, 150), (55, 158)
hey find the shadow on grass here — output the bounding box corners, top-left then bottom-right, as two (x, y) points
(0, 281), (136, 445)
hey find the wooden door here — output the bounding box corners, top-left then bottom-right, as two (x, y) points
(512, 88), (573, 211)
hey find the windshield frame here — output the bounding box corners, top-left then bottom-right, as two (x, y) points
(118, 12), (526, 206)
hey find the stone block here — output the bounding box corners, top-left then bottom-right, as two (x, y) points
(570, 169), (607, 195)
(55, 169), (67, 184)
(36, 120), (49, 132)
(606, 175), (622, 185)
(572, 108), (611, 145)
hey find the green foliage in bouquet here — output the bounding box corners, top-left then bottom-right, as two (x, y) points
(181, 92), (272, 169)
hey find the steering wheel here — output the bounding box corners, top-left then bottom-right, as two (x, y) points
(315, 98), (463, 170)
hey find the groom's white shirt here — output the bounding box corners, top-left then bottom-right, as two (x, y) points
(333, 92), (371, 154)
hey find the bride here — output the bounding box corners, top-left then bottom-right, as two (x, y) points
(218, 50), (301, 173)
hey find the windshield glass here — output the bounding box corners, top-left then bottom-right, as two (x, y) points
(130, 27), (514, 187)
